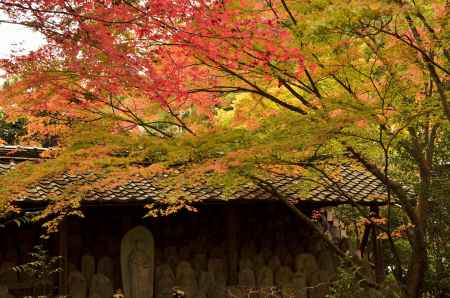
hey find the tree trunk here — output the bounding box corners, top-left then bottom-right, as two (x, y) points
(406, 222), (427, 298)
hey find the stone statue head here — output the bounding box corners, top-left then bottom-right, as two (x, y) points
(135, 240), (146, 251)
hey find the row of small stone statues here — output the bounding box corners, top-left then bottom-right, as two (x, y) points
(153, 252), (333, 298)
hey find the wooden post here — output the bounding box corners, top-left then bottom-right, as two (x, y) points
(226, 207), (239, 285)
(359, 224), (371, 257)
(58, 219), (69, 295)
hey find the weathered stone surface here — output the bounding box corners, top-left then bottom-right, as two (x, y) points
(193, 253), (207, 272)
(155, 263), (175, 298)
(81, 254), (95, 284)
(226, 287), (242, 298)
(97, 256), (114, 282)
(317, 250), (337, 280)
(292, 272), (307, 298)
(176, 261), (197, 298)
(89, 273), (113, 298)
(197, 271), (214, 298)
(208, 258), (226, 298)
(238, 267), (256, 287)
(68, 271), (88, 298)
(268, 255), (281, 272)
(256, 266), (273, 287)
(121, 226), (155, 298)
(252, 254), (265, 270)
(0, 284), (14, 298)
(239, 258), (253, 271)
(164, 246), (178, 272)
(194, 292), (208, 298)
(309, 270), (331, 298)
(208, 258), (227, 285)
(294, 253), (318, 278)
(0, 262), (17, 285)
(275, 266), (293, 286)
(282, 253), (294, 268)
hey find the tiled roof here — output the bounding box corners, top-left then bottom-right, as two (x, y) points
(0, 163), (15, 175)
(6, 166), (386, 205)
(0, 146), (387, 205)
(0, 145), (48, 163)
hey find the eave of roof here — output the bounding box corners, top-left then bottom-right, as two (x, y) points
(8, 167), (387, 206)
(0, 145), (48, 163)
(0, 146), (388, 206)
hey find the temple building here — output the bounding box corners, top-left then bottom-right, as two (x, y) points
(0, 146), (386, 298)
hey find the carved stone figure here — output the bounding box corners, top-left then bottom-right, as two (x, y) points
(294, 253), (318, 280)
(164, 246), (178, 271)
(268, 255), (281, 272)
(97, 256), (114, 282)
(68, 271), (88, 298)
(318, 250), (337, 277)
(252, 254), (265, 269)
(240, 242), (257, 260)
(309, 270), (331, 298)
(193, 253), (207, 272)
(208, 258), (227, 285)
(239, 258), (253, 271)
(176, 261), (197, 298)
(238, 267), (256, 287)
(156, 263), (175, 298)
(208, 258), (226, 298)
(90, 273), (113, 298)
(275, 266), (293, 286)
(282, 253), (294, 268)
(292, 272), (307, 298)
(121, 226), (155, 298)
(256, 266), (273, 287)
(197, 271), (214, 298)
(81, 254), (95, 284)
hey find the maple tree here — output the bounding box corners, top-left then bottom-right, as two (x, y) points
(0, 111), (27, 144)
(0, 0), (449, 297)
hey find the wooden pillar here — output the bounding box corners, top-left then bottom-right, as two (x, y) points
(359, 224), (371, 257)
(58, 219), (69, 295)
(226, 207), (239, 285)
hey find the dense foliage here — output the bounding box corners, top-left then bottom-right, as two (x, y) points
(0, 1), (448, 297)
(0, 112), (27, 145)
